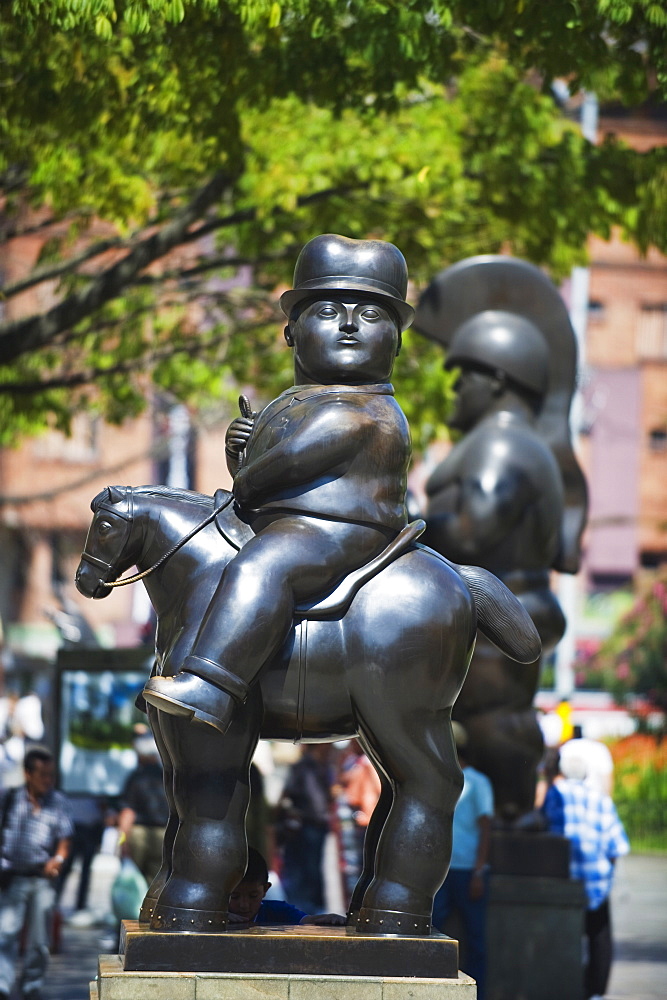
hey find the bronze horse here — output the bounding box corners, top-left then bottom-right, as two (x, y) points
(75, 484), (540, 935)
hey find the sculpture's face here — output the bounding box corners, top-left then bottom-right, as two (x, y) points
(448, 365), (500, 431)
(287, 295), (400, 384)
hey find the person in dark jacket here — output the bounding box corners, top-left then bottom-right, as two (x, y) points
(277, 746), (334, 914)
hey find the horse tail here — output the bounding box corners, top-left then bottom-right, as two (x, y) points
(454, 562), (541, 664)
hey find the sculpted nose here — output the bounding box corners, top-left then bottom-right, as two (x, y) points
(339, 312), (358, 333)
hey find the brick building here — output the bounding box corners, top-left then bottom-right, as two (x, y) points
(582, 107), (667, 585)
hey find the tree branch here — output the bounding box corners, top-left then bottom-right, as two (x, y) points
(0, 316), (277, 395)
(0, 171), (231, 366)
(180, 184), (359, 247)
(1, 236), (128, 299)
(0, 209), (85, 243)
(0, 340), (215, 394)
(134, 248), (297, 285)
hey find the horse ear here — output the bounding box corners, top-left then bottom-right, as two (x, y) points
(107, 486), (125, 504)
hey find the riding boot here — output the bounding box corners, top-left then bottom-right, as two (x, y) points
(142, 656), (249, 735)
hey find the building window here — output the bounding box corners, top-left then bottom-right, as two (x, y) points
(587, 299), (605, 322)
(648, 428), (667, 452)
(640, 551), (664, 569)
(637, 303), (667, 360)
(32, 414), (100, 462)
(589, 571), (634, 591)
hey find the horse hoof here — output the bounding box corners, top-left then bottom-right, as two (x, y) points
(142, 673), (235, 735)
(355, 907), (432, 936)
(150, 904), (228, 932)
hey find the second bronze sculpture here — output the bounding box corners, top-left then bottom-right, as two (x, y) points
(415, 256), (588, 819)
(76, 235), (540, 935)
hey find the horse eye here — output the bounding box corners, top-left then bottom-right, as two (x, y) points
(98, 521), (112, 534)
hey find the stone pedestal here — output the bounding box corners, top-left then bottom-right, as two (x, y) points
(91, 955), (476, 1000)
(486, 875), (585, 1000)
(484, 831), (585, 1000)
(489, 830), (570, 879)
(89, 924), (475, 1000)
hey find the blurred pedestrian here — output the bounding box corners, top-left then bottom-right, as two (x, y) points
(276, 745), (332, 914)
(0, 746), (73, 1000)
(432, 723), (493, 1000)
(0, 691), (45, 790)
(338, 742), (381, 896)
(55, 794), (105, 924)
(117, 732), (168, 884)
(559, 729), (614, 797)
(543, 748), (629, 1000)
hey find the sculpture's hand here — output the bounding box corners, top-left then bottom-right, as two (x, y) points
(226, 417), (255, 454)
(225, 395), (256, 476)
(300, 913), (347, 926)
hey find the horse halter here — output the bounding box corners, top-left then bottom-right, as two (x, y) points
(77, 490), (135, 589)
(80, 488), (234, 590)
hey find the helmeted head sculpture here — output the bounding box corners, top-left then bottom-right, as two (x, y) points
(445, 310), (550, 397)
(414, 254), (587, 575)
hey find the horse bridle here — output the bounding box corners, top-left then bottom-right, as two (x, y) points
(79, 488), (233, 589)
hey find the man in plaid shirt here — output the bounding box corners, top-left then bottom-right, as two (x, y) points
(0, 746), (72, 1000)
(543, 748), (629, 1000)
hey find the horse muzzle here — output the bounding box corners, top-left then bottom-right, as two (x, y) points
(75, 555), (114, 599)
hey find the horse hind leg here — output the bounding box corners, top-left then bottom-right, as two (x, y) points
(347, 751), (393, 922)
(355, 707), (462, 936)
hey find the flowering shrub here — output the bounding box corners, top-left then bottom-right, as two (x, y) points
(611, 734), (667, 854)
(584, 568), (667, 718)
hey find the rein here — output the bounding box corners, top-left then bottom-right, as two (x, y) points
(105, 492), (233, 589)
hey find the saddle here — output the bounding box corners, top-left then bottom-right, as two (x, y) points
(213, 489), (426, 620)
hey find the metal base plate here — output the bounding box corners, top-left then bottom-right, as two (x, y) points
(120, 921), (459, 978)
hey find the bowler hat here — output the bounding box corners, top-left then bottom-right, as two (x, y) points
(280, 234), (415, 330)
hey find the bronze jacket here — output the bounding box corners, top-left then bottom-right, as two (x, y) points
(234, 383), (410, 532)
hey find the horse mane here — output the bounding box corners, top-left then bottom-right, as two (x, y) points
(91, 484), (225, 512)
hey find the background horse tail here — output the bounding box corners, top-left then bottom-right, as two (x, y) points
(453, 562), (541, 664)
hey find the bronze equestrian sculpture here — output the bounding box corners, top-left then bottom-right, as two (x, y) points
(76, 236), (540, 935)
(414, 255), (587, 820)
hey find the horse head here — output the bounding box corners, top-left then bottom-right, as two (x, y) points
(75, 485), (137, 599)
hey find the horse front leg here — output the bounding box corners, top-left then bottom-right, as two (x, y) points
(150, 690), (262, 932)
(139, 702), (178, 924)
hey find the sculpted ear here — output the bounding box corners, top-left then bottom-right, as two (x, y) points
(284, 325), (294, 348)
(107, 486), (125, 504)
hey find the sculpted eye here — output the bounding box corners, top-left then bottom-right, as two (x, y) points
(360, 307), (380, 320)
(318, 305), (338, 318)
(98, 521), (112, 535)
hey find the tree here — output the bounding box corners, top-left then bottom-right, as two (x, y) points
(1, 0), (666, 446)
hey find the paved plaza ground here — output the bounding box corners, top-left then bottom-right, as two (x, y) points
(7, 852), (664, 1000)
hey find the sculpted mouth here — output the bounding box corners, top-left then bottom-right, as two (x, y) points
(337, 336), (359, 345)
